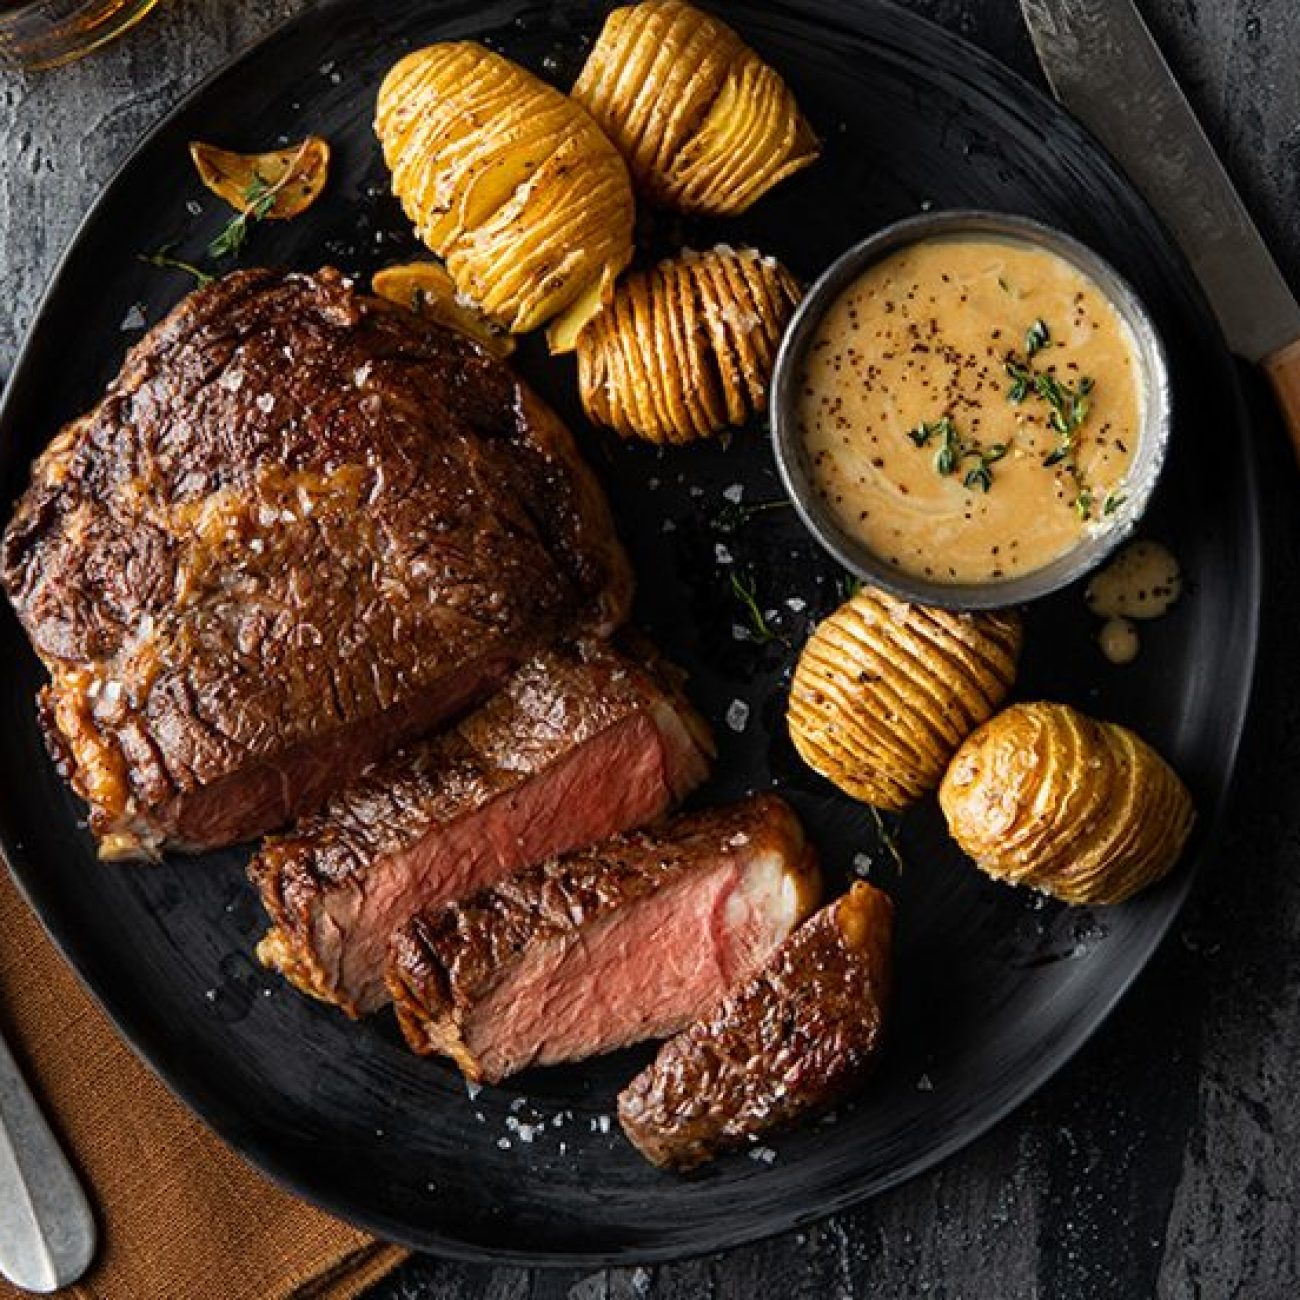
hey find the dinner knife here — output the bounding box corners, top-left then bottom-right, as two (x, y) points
(0, 1025), (96, 1292)
(1018, 0), (1300, 458)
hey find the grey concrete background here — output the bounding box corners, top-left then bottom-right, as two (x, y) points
(2, 2), (1297, 1297)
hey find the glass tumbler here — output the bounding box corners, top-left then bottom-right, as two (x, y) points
(0, 0), (161, 71)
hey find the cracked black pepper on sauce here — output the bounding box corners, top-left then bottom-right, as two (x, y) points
(796, 237), (1141, 584)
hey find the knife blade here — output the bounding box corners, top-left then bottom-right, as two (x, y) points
(0, 1025), (96, 1293)
(1019, 0), (1300, 451)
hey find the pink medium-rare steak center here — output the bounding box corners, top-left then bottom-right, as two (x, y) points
(457, 847), (800, 1080)
(250, 638), (713, 1016)
(388, 795), (821, 1083)
(0, 267), (632, 858)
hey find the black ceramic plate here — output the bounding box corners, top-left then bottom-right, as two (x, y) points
(0, 0), (1261, 1267)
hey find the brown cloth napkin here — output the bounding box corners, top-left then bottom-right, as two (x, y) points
(0, 867), (408, 1300)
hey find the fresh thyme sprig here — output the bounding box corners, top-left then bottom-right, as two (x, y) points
(908, 416), (1008, 493)
(730, 571), (781, 645)
(206, 139), (313, 261)
(962, 443), (1008, 493)
(1004, 320), (1100, 519)
(208, 172), (278, 259)
(712, 498), (793, 534)
(1025, 317), (1050, 358)
(137, 247), (214, 288)
(868, 806), (905, 874)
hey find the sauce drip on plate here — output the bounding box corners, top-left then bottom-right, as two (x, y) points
(796, 237), (1142, 584)
(1087, 539), (1182, 665)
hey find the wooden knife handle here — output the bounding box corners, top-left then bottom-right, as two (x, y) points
(1264, 337), (1300, 463)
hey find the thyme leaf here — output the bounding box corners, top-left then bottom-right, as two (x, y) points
(730, 571), (780, 645)
(836, 571), (863, 603)
(962, 442), (1008, 493)
(1025, 317), (1051, 357)
(138, 247), (214, 288)
(1006, 359), (1032, 403)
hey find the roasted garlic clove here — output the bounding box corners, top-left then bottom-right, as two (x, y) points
(788, 587), (1023, 811)
(189, 136), (330, 219)
(371, 262), (515, 357)
(939, 701), (1196, 905)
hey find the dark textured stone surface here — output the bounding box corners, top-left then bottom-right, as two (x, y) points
(2, 2), (1297, 1296)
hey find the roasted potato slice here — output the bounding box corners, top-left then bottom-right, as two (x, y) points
(572, 0), (819, 215)
(939, 702), (1196, 905)
(788, 587), (1023, 811)
(575, 246), (800, 443)
(189, 137), (330, 219)
(371, 262), (515, 357)
(376, 42), (635, 334)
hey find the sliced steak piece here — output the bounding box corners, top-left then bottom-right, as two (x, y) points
(2, 268), (631, 859)
(250, 638), (712, 1017)
(618, 882), (893, 1169)
(388, 795), (821, 1083)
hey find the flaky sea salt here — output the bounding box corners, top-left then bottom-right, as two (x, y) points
(725, 699), (750, 732)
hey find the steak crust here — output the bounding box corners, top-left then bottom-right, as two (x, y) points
(1, 268), (631, 857)
(618, 882), (893, 1168)
(250, 636), (713, 1017)
(388, 794), (821, 1082)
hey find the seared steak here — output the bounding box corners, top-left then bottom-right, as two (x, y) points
(618, 882), (893, 1169)
(2, 268), (631, 858)
(251, 637), (713, 1017)
(388, 795), (820, 1083)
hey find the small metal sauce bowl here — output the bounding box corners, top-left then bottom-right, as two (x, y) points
(770, 210), (1173, 610)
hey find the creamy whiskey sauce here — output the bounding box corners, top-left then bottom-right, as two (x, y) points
(797, 237), (1142, 584)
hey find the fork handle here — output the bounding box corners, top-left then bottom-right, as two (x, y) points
(0, 1028), (96, 1293)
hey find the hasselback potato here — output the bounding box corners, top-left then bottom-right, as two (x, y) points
(788, 587), (1023, 811)
(939, 701), (1195, 905)
(571, 0), (819, 215)
(576, 245), (800, 443)
(375, 42), (635, 334)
